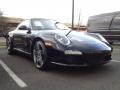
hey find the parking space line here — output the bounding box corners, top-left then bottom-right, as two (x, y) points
(0, 60), (27, 88)
(112, 60), (120, 63)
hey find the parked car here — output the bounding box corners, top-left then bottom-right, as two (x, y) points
(87, 11), (120, 44)
(6, 18), (112, 70)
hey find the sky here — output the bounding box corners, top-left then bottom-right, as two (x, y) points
(0, 0), (120, 25)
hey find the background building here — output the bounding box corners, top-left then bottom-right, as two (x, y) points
(0, 16), (23, 36)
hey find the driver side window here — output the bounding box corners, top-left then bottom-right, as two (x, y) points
(17, 20), (30, 30)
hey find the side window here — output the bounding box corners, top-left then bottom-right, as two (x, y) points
(110, 14), (120, 30)
(17, 20), (30, 30)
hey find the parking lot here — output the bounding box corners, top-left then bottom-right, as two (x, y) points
(0, 44), (120, 90)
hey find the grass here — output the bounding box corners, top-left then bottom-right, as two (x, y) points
(0, 42), (6, 48)
(0, 37), (6, 48)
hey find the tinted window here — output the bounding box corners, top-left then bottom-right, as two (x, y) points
(56, 23), (69, 30)
(31, 19), (70, 30)
(31, 19), (56, 30)
(17, 20), (30, 30)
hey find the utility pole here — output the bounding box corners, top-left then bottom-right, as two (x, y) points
(78, 10), (81, 30)
(72, 0), (74, 29)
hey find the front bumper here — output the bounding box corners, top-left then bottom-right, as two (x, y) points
(47, 48), (112, 66)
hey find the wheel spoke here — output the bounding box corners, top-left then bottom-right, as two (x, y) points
(33, 42), (44, 68)
(7, 39), (10, 49)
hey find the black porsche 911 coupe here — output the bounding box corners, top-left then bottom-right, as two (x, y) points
(6, 18), (112, 70)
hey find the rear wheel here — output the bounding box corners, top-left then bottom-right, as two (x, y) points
(32, 41), (48, 70)
(6, 37), (14, 55)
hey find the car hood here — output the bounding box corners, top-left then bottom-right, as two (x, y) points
(37, 30), (111, 53)
(66, 31), (111, 53)
(39, 29), (70, 35)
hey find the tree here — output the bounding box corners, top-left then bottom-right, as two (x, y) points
(0, 9), (4, 37)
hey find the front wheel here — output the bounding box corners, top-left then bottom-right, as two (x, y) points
(32, 41), (48, 70)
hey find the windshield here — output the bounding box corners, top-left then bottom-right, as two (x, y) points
(55, 22), (70, 30)
(31, 19), (70, 30)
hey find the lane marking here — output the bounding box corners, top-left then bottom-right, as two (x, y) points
(112, 60), (120, 63)
(0, 60), (27, 88)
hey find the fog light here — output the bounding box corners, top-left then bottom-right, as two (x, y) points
(64, 50), (82, 55)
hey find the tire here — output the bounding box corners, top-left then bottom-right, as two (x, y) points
(32, 41), (48, 70)
(6, 37), (14, 55)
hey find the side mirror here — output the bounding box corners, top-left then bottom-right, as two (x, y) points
(27, 28), (31, 34)
(18, 25), (29, 30)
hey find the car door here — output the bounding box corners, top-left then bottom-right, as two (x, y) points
(13, 20), (31, 53)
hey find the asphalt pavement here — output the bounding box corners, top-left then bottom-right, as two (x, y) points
(0, 45), (120, 90)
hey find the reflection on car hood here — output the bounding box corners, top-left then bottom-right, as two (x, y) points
(36, 29), (70, 38)
(43, 29), (71, 35)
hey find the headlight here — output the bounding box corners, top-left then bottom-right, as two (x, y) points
(64, 50), (82, 55)
(55, 34), (70, 45)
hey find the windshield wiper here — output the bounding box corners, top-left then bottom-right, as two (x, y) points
(66, 30), (72, 36)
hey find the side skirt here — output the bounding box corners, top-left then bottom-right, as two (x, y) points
(14, 48), (31, 56)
